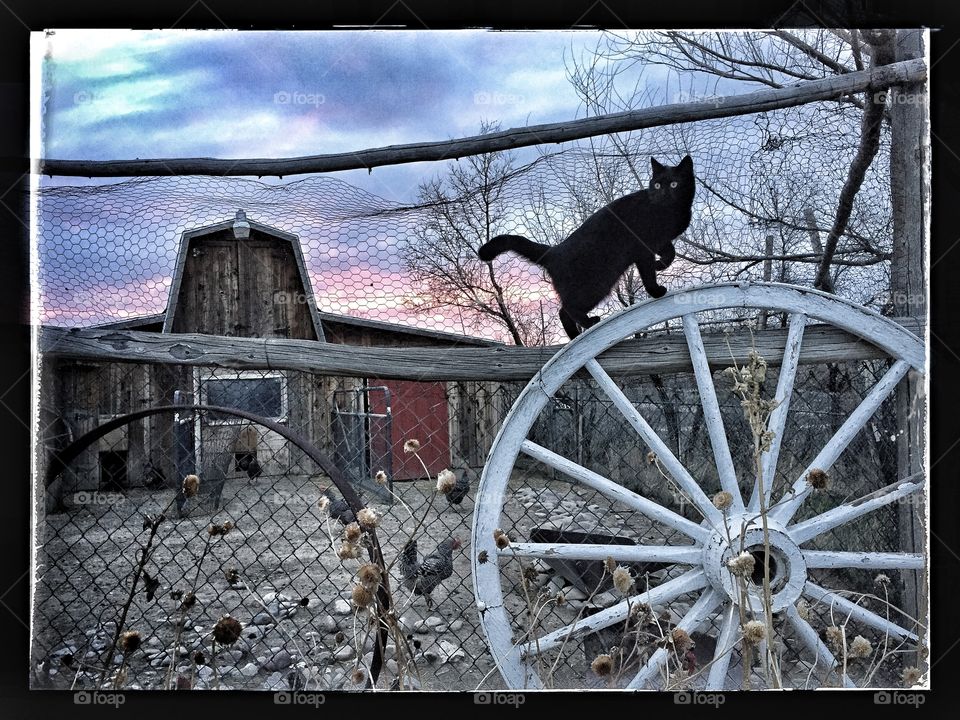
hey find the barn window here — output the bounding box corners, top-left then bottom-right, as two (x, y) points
(198, 371), (287, 424)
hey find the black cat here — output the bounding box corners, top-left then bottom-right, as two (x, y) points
(478, 155), (695, 339)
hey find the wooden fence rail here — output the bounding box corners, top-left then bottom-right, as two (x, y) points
(40, 316), (924, 382)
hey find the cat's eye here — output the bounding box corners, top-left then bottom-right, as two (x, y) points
(654, 182), (661, 189)
(670, 181), (678, 188)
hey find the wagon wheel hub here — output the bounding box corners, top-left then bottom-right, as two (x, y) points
(701, 518), (806, 613)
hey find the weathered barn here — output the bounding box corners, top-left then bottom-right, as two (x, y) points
(43, 212), (498, 504)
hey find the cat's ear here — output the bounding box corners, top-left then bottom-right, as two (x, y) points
(679, 154), (693, 170)
(650, 157), (664, 173)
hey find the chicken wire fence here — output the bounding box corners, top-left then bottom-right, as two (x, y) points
(38, 101), (894, 343)
(32, 350), (921, 690)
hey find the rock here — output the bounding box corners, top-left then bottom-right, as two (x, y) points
(386, 659), (399, 675)
(261, 650), (292, 672)
(197, 665), (214, 682)
(91, 639), (107, 651)
(414, 620), (431, 634)
(332, 599), (352, 616)
(564, 587), (587, 601)
(251, 611), (276, 626)
(425, 615), (445, 628)
(448, 619), (465, 632)
(239, 663), (259, 678)
(438, 640), (467, 664)
(263, 671), (286, 691)
(548, 577), (567, 594)
(592, 591), (618, 608)
(148, 637), (161, 647)
(318, 614), (338, 633)
(217, 648), (247, 665)
(362, 652), (374, 669)
(334, 645), (355, 661)
(398, 616), (415, 633)
(419, 648), (439, 663)
(385, 643), (396, 659)
(314, 651), (332, 666)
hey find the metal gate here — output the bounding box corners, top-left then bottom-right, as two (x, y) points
(331, 385), (393, 500)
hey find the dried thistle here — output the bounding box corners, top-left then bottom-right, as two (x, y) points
(337, 543), (362, 561)
(646, 451), (658, 465)
(612, 566), (634, 595)
(902, 666), (923, 687)
(403, 439), (421, 454)
(374, 470), (388, 486)
(436, 469), (457, 494)
(357, 563), (382, 591)
(555, 592), (565, 606)
(222, 520), (234, 533)
(493, 529), (510, 549)
(522, 565), (539, 583)
(224, 567), (239, 585)
(357, 507), (379, 529)
(350, 667), (367, 685)
(849, 635), (872, 659)
(806, 468), (830, 491)
(603, 556), (616, 573)
(743, 620), (766, 645)
(874, 573), (891, 587)
(192, 650), (206, 665)
(726, 551), (756, 578)
(824, 625), (845, 652)
(343, 522), (363, 543)
(208, 523), (228, 536)
(477, 550), (488, 564)
(712, 491), (734, 511)
(182, 474), (200, 498)
(180, 592), (197, 611)
(671, 628), (693, 654)
(212, 615), (243, 645)
(119, 630), (142, 653)
(591, 654), (614, 677)
(796, 599), (810, 622)
(351, 584), (374, 609)
(318, 495), (331, 514)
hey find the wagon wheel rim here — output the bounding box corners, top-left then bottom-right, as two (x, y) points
(471, 282), (925, 690)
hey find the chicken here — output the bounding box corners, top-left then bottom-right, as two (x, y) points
(238, 454), (262, 479)
(445, 470), (470, 511)
(320, 486), (357, 525)
(399, 537), (461, 609)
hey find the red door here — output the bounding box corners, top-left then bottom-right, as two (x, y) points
(370, 380), (449, 481)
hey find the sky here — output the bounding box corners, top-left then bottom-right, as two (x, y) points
(39, 29), (639, 202)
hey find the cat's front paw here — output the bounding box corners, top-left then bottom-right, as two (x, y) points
(655, 260), (668, 271)
(648, 285), (667, 299)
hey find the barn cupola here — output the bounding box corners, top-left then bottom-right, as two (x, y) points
(163, 210), (325, 341)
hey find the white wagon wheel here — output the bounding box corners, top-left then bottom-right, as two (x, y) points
(471, 282), (925, 690)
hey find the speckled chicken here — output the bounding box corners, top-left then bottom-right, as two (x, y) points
(399, 537), (461, 609)
(321, 486), (357, 525)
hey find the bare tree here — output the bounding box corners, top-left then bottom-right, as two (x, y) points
(403, 122), (557, 345)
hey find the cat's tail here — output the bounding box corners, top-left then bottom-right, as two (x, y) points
(477, 234), (553, 268)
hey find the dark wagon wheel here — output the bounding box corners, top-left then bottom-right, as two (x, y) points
(471, 282), (926, 690)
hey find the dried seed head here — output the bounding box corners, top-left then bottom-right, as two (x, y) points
(335, 631), (346, 644)
(849, 635), (872, 659)
(477, 550), (488, 564)
(493, 529), (510, 549)
(119, 630), (142, 653)
(555, 592), (565, 606)
(182, 474), (200, 498)
(357, 507), (379, 529)
(591, 654), (614, 677)
(224, 567), (239, 585)
(374, 470), (388, 486)
(337, 542), (362, 561)
(350, 667), (367, 685)
(222, 521), (234, 533)
(357, 563), (382, 590)
(522, 565), (539, 583)
(436, 469), (457, 494)
(726, 551), (756, 578)
(646, 451), (658, 465)
(193, 650), (206, 666)
(874, 573), (891, 587)
(612, 566), (634, 595)
(712, 491), (734, 511)
(603, 556), (616, 573)
(743, 620), (766, 645)
(351, 584), (374, 609)
(796, 599), (810, 622)
(403, 439), (421, 454)
(671, 628), (693, 653)
(902, 666), (923, 687)
(807, 468), (830, 491)
(208, 523), (226, 536)
(344, 522), (363, 543)
(318, 495), (331, 514)
(212, 615), (243, 645)
(824, 625), (845, 652)
(180, 592), (197, 611)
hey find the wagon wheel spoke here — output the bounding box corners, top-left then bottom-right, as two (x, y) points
(626, 588), (724, 689)
(705, 601), (739, 691)
(520, 440), (709, 542)
(503, 542), (701, 564)
(584, 359), (722, 526)
(682, 314), (743, 513)
(788, 471), (924, 544)
(802, 550), (924, 571)
(784, 603), (857, 688)
(803, 581), (919, 642)
(771, 359), (912, 525)
(748, 312), (806, 512)
(521, 569), (707, 658)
